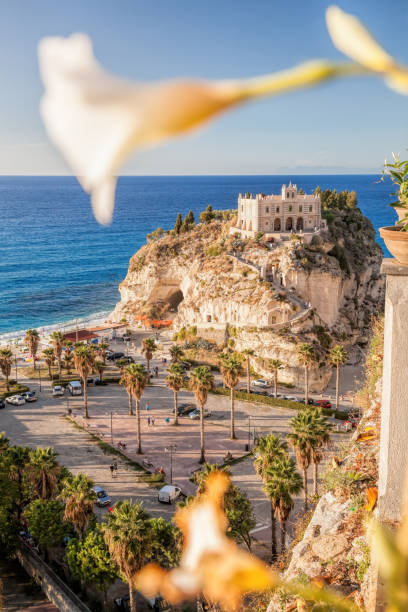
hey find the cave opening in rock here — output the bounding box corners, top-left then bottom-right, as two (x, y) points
(166, 289), (184, 312)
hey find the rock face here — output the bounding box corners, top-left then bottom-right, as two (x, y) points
(111, 199), (384, 390)
(267, 320), (383, 611)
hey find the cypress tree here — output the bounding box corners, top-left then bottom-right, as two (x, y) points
(174, 213), (182, 234)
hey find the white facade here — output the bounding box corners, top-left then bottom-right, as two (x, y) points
(231, 182), (327, 239)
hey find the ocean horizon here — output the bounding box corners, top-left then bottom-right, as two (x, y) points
(0, 174), (396, 337)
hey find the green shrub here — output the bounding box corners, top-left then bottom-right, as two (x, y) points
(212, 387), (348, 418)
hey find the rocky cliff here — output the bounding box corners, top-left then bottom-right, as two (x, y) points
(267, 317), (383, 611)
(110, 194), (384, 390)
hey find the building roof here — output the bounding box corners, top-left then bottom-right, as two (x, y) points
(63, 329), (98, 342)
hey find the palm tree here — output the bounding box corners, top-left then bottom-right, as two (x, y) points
(121, 363), (148, 453)
(94, 359), (105, 383)
(97, 342), (109, 364)
(169, 344), (184, 363)
(189, 366), (214, 463)
(8, 446), (30, 519)
(50, 331), (64, 380)
(142, 337), (157, 373)
(0, 432), (10, 454)
(0, 347), (13, 392)
(297, 342), (315, 404)
(165, 363), (185, 425)
(42, 348), (56, 380)
(120, 367), (135, 417)
(242, 349), (254, 393)
(102, 500), (152, 612)
(329, 345), (349, 412)
(264, 456), (303, 555)
(269, 359), (283, 399)
(25, 329), (40, 370)
(73, 345), (95, 419)
(309, 408), (330, 495)
(63, 350), (74, 375)
(287, 410), (319, 511)
(60, 473), (96, 539)
(28, 447), (61, 499)
(253, 434), (288, 557)
(219, 353), (242, 440)
(253, 433), (288, 480)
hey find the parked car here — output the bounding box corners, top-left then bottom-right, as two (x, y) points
(107, 351), (125, 361)
(92, 486), (111, 507)
(115, 356), (134, 365)
(87, 377), (94, 385)
(67, 381), (82, 396)
(252, 390), (268, 396)
(0, 399), (5, 409)
(179, 361), (191, 371)
(252, 379), (271, 388)
(189, 408), (211, 420)
(175, 403), (196, 416)
(316, 399), (332, 409)
(285, 396), (298, 401)
(94, 377), (107, 386)
(158, 485), (182, 504)
(52, 385), (64, 397)
(21, 391), (37, 402)
(6, 395), (26, 405)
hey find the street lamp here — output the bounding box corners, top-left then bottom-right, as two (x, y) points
(38, 366), (42, 392)
(15, 356), (18, 384)
(165, 444), (177, 484)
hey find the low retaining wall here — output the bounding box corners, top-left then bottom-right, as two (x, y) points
(16, 542), (91, 612)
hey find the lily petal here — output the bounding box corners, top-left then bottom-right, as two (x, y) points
(326, 5), (408, 95)
(38, 33), (356, 224)
(135, 472), (274, 609)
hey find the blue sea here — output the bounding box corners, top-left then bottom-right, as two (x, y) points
(0, 175), (396, 336)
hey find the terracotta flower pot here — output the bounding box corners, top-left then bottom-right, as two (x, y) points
(380, 226), (408, 265)
(394, 206), (408, 222)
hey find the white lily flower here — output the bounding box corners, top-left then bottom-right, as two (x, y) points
(326, 5), (408, 95)
(38, 33), (356, 225)
(136, 472), (274, 609)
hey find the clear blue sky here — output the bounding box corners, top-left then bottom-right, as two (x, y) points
(0, 0), (407, 175)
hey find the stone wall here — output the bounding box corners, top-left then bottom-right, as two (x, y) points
(16, 544), (91, 612)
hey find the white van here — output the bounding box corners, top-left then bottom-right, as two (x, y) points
(67, 380), (83, 396)
(158, 485), (182, 504)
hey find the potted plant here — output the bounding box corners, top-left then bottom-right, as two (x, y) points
(380, 154), (408, 265)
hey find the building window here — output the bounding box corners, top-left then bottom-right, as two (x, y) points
(241, 205), (243, 211)
(266, 221), (269, 225)
(207, 314), (212, 322)
(266, 207), (269, 213)
(299, 205), (302, 212)
(276, 206), (280, 213)
(289, 205), (292, 212)
(292, 192), (295, 198)
(309, 205), (313, 212)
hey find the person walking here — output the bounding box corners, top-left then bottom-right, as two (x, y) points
(113, 460), (118, 476)
(151, 417), (155, 426)
(109, 464), (114, 478)
(146, 403), (150, 411)
(147, 416), (151, 426)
